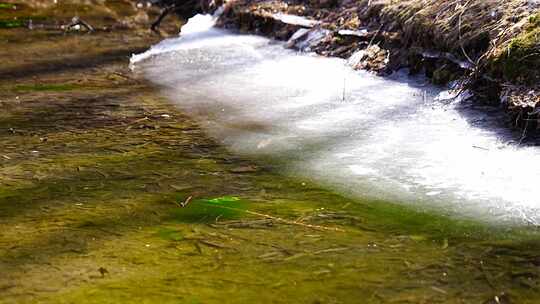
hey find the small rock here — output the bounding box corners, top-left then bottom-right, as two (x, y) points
(98, 267), (109, 277)
(483, 293), (512, 304)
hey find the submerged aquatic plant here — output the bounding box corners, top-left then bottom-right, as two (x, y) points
(0, 18), (24, 28)
(157, 228), (184, 241)
(169, 196), (248, 223)
(0, 3), (16, 9)
(205, 196), (242, 205)
(13, 83), (81, 92)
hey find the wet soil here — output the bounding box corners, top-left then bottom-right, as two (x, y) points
(1, 2), (540, 303)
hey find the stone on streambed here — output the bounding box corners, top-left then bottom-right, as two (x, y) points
(214, 3), (392, 74)
(286, 27), (331, 51)
(348, 45), (390, 74)
(217, 6), (320, 40)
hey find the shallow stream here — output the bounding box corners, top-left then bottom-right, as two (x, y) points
(132, 14), (540, 226)
(2, 10), (540, 303)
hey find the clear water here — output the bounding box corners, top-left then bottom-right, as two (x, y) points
(131, 14), (540, 226)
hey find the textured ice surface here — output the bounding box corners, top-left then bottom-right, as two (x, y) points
(132, 15), (540, 225)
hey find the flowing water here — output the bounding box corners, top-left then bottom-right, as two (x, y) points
(3, 11), (540, 303)
(124, 14), (540, 303)
(132, 14), (540, 226)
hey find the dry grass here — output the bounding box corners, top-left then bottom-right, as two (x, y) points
(318, 0), (540, 111)
(217, 0), (539, 127)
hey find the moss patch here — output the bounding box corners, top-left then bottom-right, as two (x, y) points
(0, 3), (16, 9)
(0, 18), (24, 28)
(168, 196), (248, 223)
(494, 14), (540, 84)
(13, 83), (82, 92)
(156, 228), (184, 241)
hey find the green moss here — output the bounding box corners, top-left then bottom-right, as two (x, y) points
(494, 14), (540, 84)
(0, 18), (23, 28)
(0, 3), (16, 9)
(529, 13), (540, 26)
(168, 196), (248, 223)
(432, 66), (453, 85)
(351, 198), (498, 241)
(0, 14), (47, 28)
(13, 83), (81, 92)
(156, 228), (184, 241)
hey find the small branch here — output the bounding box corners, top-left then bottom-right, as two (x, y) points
(151, 5), (177, 33)
(175, 196), (193, 207)
(242, 209), (344, 232)
(457, 1), (476, 66)
(201, 203), (345, 232)
(180, 196), (193, 207)
(368, 23), (384, 48)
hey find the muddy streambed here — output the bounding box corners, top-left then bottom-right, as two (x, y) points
(1, 11), (540, 304)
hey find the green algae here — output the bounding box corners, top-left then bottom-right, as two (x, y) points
(168, 196), (247, 223)
(0, 18), (23, 28)
(0, 3), (16, 10)
(157, 228), (184, 241)
(13, 83), (82, 92)
(2, 140), (540, 303)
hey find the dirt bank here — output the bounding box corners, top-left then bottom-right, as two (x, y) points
(213, 0), (540, 134)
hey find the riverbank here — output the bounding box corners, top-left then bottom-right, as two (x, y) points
(212, 0), (540, 134)
(2, 1), (540, 303)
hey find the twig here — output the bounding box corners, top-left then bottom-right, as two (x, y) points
(65, 16), (94, 33)
(368, 23), (384, 48)
(129, 117), (150, 125)
(479, 260), (497, 290)
(179, 196), (193, 207)
(518, 114), (530, 145)
(198, 239), (228, 249)
(244, 209), (344, 231)
(342, 75), (347, 102)
(457, 0), (476, 66)
(472, 145), (489, 151)
(202, 203), (344, 232)
(313, 247), (349, 254)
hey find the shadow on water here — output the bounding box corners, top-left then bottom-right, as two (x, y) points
(0, 46), (150, 81)
(389, 69), (540, 145)
(0, 151), (255, 270)
(453, 100), (540, 145)
(0, 90), (147, 133)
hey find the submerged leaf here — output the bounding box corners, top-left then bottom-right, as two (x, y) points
(168, 196), (247, 223)
(157, 228), (184, 241)
(205, 196), (241, 204)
